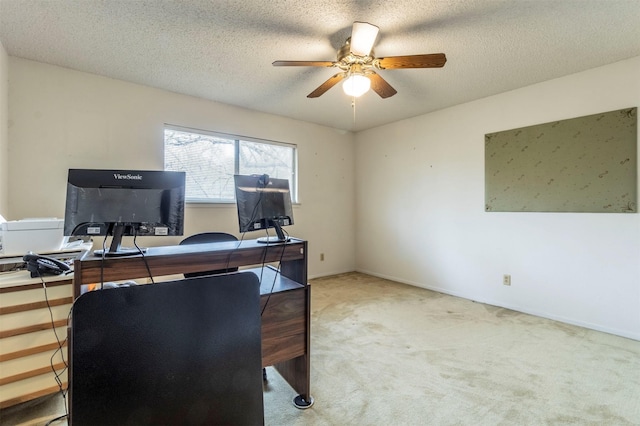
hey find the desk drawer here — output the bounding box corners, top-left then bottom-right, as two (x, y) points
(262, 332), (305, 367)
(260, 288), (306, 366)
(0, 373), (67, 409)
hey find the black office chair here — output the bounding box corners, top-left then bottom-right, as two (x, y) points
(179, 232), (268, 382)
(179, 232), (239, 278)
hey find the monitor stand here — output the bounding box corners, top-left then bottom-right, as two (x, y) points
(257, 220), (290, 244)
(93, 247), (147, 257)
(93, 223), (147, 257)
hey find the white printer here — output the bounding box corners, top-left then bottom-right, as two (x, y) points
(0, 217), (65, 257)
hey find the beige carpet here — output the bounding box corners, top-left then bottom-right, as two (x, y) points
(3, 272), (640, 425)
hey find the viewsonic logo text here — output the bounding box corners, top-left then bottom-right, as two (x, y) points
(113, 173), (143, 180)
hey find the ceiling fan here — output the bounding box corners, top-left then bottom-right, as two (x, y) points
(273, 22), (447, 99)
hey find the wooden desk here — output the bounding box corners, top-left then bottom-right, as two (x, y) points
(72, 238), (312, 407)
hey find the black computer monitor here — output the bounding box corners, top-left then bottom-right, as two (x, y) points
(234, 174), (294, 243)
(64, 169), (186, 256)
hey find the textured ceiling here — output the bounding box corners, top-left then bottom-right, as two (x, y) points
(1, 0), (639, 132)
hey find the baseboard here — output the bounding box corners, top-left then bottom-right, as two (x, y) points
(355, 268), (640, 342)
(308, 269), (356, 280)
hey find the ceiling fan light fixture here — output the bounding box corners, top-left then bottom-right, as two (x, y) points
(350, 22), (379, 56)
(343, 74), (370, 97)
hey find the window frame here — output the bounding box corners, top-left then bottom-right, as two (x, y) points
(164, 124), (298, 204)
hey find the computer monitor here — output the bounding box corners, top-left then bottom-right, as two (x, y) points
(64, 169), (186, 256)
(234, 174), (294, 243)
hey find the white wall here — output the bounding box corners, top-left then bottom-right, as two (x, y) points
(0, 41), (8, 216)
(356, 56), (640, 340)
(7, 54), (639, 338)
(7, 58), (356, 278)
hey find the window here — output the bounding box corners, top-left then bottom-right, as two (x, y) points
(164, 126), (297, 203)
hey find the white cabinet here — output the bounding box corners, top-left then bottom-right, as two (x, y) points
(0, 273), (73, 408)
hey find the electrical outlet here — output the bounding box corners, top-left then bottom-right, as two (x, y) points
(503, 274), (511, 286)
(320, 253), (325, 261)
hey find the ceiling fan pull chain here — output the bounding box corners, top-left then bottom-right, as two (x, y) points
(352, 97), (357, 125)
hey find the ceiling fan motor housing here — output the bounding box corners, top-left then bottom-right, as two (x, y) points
(337, 38), (376, 73)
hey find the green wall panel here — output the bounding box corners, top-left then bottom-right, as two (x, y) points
(485, 107), (637, 213)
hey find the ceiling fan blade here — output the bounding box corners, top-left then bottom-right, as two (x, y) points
(350, 22), (379, 56)
(368, 73), (397, 99)
(272, 60), (335, 67)
(376, 53), (447, 69)
(307, 73), (346, 98)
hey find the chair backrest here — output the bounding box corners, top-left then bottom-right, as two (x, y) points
(179, 232), (239, 278)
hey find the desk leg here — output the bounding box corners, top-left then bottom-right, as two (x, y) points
(274, 354), (313, 408)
